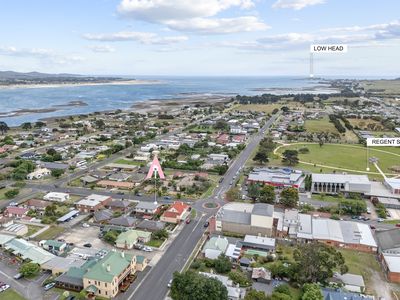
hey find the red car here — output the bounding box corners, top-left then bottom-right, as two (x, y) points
(395, 223), (400, 228)
(185, 218), (191, 224)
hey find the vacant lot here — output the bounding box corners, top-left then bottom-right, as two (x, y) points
(114, 159), (141, 166)
(274, 143), (400, 179)
(305, 117), (338, 134)
(33, 225), (65, 241)
(348, 118), (383, 131)
(0, 289), (26, 300)
(234, 103), (282, 114)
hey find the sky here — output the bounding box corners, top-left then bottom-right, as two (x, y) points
(0, 0), (399, 77)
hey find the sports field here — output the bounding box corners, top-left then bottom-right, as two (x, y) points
(273, 143), (400, 179)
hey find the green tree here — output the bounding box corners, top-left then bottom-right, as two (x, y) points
(225, 187), (240, 202)
(293, 243), (348, 284)
(253, 151), (269, 164)
(214, 254), (232, 274)
(51, 169), (65, 178)
(19, 262), (40, 278)
(301, 283), (323, 300)
(153, 229), (169, 240)
(103, 230), (119, 244)
(248, 184), (261, 201)
(5, 188), (20, 199)
(228, 270), (251, 287)
(244, 289), (268, 300)
(259, 185), (275, 204)
(280, 188), (298, 208)
(0, 121), (9, 135)
(21, 122), (32, 130)
(171, 271), (228, 300)
(282, 150), (299, 166)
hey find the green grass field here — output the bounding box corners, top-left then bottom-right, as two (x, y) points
(25, 225), (42, 237)
(33, 225), (65, 241)
(305, 117), (338, 134)
(273, 143), (400, 179)
(0, 188), (11, 200)
(0, 289), (26, 300)
(113, 159), (141, 166)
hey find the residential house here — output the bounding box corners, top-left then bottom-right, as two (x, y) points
(76, 194), (112, 213)
(136, 220), (166, 232)
(27, 168), (51, 180)
(160, 201), (190, 224)
(202, 236), (229, 259)
(332, 273), (365, 293)
(106, 200), (131, 212)
(134, 202), (160, 215)
(43, 192), (70, 202)
(115, 230), (152, 249)
(39, 240), (68, 256)
(4, 206), (29, 218)
(199, 272), (246, 300)
(109, 216), (138, 227)
(252, 267), (271, 283)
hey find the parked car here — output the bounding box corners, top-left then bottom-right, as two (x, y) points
(0, 284), (10, 292)
(13, 273), (23, 280)
(204, 221), (210, 228)
(396, 223), (400, 228)
(134, 244), (144, 250)
(82, 223), (90, 228)
(65, 296), (76, 300)
(370, 225), (376, 230)
(185, 218), (191, 224)
(44, 282), (55, 291)
(136, 193), (143, 197)
(163, 196), (172, 200)
(143, 246), (153, 252)
(83, 243), (92, 248)
(377, 218), (384, 222)
(167, 279), (173, 288)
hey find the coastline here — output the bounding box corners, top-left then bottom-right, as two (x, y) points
(0, 79), (162, 90)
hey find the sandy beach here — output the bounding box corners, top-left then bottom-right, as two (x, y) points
(0, 79), (162, 90)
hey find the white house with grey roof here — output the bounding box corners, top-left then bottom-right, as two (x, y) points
(311, 173), (371, 195)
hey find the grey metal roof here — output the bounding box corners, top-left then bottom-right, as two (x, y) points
(93, 209), (113, 222)
(375, 228), (400, 250)
(109, 216), (137, 227)
(136, 219), (165, 231)
(218, 209), (251, 225)
(252, 203), (274, 217)
(322, 289), (373, 300)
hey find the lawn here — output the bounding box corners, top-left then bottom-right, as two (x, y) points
(113, 159), (141, 166)
(338, 249), (380, 294)
(305, 117), (338, 134)
(0, 188), (12, 200)
(33, 225), (65, 241)
(146, 239), (165, 248)
(25, 225), (43, 237)
(273, 143), (400, 179)
(0, 289), (26, 300)
(234, 103), (282, 114)
(311, 194), (341, 203)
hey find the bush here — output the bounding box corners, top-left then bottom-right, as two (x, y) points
(5, 188), (19, 199)
(19, 262), (40, 278)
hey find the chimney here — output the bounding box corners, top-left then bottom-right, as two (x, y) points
(106, 264), (111, 272)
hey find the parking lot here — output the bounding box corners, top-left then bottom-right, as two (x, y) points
(57, 225), (112, 249)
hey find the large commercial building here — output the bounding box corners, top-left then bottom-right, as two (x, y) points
(311, 174), (371, 195)
(247, 167), (304, 190)
(215, 203), (276, 237)
(375, 229), (400, 283)
(83, 250), (137, 298)
(275, 210), (377, 252)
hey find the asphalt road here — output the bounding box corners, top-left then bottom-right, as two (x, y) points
(127, 113), (280, 300)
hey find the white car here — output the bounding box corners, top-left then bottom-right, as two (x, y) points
(167, 279), (173, 288)
(82, 223), (90, 228)
(143, 246), (153, 252)
(0, 284), (10, 292)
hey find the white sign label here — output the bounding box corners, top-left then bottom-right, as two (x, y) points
(310, 44), (348, 53)
(367, 138), (400, 146)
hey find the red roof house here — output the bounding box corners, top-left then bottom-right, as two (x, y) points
(160, 201), (190, 224)
(4, 206), (29, 218)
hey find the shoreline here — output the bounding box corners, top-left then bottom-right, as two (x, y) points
(0, 79), (162, 90)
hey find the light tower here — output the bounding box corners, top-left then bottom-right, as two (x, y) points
(309, 52), (314, 78)
(145, 155), (165, 204)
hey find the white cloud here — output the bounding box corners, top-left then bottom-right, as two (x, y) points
(83, 31), (188, 45)
(88, 45), (116, 53)
(165, 16), (269, 34)
(0, 46), (84, 65)
(272, 0), (325, 10)
(116, 0), (267, 34)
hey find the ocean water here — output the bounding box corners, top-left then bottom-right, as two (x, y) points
(0, 76), (334, 126)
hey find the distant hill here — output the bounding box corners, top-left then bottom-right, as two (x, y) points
(0, 70), (124, 86)
(0, 70), (82, 80)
